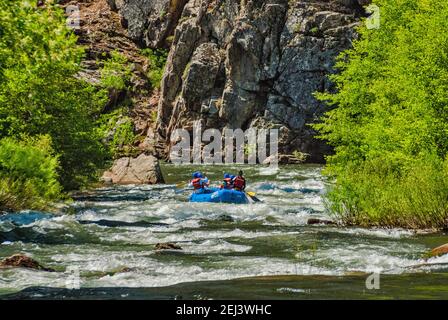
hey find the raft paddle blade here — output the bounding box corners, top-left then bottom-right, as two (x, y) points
(246, 191), (261, 203)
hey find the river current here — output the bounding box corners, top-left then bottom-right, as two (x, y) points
(1, 164), (447, 299)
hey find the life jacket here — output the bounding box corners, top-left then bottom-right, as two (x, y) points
(222, 177), (233, 189)
(191, 178), (202, 190)
(192, 178), (209, 190)
(233, 176), (246, 190)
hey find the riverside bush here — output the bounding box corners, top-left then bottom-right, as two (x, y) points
(314, 0), (448, 228)
(100, 51), (132, 91)
(0, 136), (62, 211)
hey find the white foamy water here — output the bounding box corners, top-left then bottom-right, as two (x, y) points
(1, 164), (447, 294)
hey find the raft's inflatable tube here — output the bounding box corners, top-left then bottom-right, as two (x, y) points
(189, 188), (249, 204)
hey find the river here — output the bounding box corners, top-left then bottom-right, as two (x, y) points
(1, 164), (447, 299)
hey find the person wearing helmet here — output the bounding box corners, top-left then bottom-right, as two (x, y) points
(189, 171), (209, 193)
(220, 173), (234, 189)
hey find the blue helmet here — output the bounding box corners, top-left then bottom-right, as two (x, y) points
(197, 172), (204, 178)
(192, 171), (200, 178)
(224, 173), (230, 179)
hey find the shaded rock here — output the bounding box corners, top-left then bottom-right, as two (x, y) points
(307, 218), (336, 225)
(0, 254), (55, 272)
(110, 266), (134, 275)
(107, 0), (189, 47)
(217, 214), (234, 222)
(78, 219), (168, 228)
(156, 14), (203, 145)
(182, 43), (222, 110)
(118, 267), (133, 273)
(102, 154), (164, 184)
(154, 242), (182, 250)
(429, 243), (448, 258)
(97, 266), (135, 277)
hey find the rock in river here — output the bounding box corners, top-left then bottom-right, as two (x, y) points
(429, 243), (448, 257)
(307, 218), (336, 225)
(102, 154), (165, 185)
(155, 242), (182, 251)
(0, 254), (55, 272)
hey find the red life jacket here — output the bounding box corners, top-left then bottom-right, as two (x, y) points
(233, 176), (245, 190)
(191, 178), (202, 190)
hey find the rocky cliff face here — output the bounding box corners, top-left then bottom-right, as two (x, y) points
(63, 0), (160, 153)
(95, 0), (368, 162)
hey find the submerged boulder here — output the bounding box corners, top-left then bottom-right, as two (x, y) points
(102, 266), (134, 277)
(102, 154), (164, 185)
(0, 254), (55, 272)
(307, 218), (336, 225)
(217, 214), (234, 223)
(154, 242), (182, 251)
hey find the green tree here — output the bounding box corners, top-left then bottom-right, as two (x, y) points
(0, 0), (108, 191)
(313, 0), (448, 228)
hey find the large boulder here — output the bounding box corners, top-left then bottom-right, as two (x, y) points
(102, 154), (165, 184)
(0, 254), (55, 272)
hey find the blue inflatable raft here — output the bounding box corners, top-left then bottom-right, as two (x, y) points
(189, 188), (250, 204)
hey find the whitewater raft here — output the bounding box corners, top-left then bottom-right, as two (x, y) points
(189, 188), (250, 204)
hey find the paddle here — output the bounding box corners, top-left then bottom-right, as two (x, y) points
(175, 177), (209, 193)
(175, 182), (188, 189)
(175, 181), (192, 194)
(246, 191), (261, 203)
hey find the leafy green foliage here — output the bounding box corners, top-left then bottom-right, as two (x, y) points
(100, 51), (132, 91)
(313, 0), (448, 228)
(96, 109), (137, 158)
(150, 109), (158, 123)
(141, 48), (168, 89)
(0, 0), (108, 197)
(0, 136), (62, 211)
(113, 118), (135, 149)
(292, 151), (310, 163)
